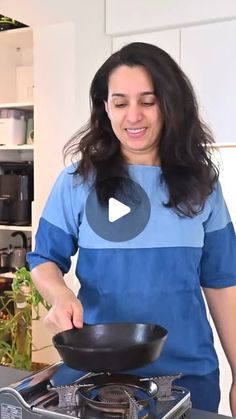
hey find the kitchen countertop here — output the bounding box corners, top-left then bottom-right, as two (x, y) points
(0, 365), (30, 387)
(190, 409), (231, 418)
(0, 366), (232, 418)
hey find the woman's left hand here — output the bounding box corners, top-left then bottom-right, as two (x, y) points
(230, 381), (236, 417)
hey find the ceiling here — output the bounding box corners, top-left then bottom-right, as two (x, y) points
(0, 0), (83, 27)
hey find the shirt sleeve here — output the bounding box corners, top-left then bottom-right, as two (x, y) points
(27, 167), (82, 274)
(200, 181), (236, 288)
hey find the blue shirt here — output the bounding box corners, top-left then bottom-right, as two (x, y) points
(27, 164), (236, 377)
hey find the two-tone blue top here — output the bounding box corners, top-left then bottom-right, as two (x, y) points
(27, 164), (236, 377)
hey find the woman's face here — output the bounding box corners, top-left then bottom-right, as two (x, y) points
(105, 65), (163, 165)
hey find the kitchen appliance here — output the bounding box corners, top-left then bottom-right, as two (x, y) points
(53, 323), (168, 372)
(0, 276), (12, 293)
(0, 232), (28, 270)
(0, 161), (33, 225)
(10, 231), (28, 268)
(0, 252), (10, 270)
(0, 109), (26, 145)
(0, 362), (192, 418)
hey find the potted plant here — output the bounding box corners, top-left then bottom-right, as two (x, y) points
(0, 267), (50, 370)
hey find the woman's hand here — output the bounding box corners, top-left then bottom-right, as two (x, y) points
(230, 381), (236, 417)
(44, 288), (83, 334)
(31, 262), (84, 334)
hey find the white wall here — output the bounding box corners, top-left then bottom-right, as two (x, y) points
(31, 1), (111, 364)
(33, 22), (77, 215)
(31, 21), (77, 364)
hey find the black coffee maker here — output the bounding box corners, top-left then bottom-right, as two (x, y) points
(0, 161), (33, 225)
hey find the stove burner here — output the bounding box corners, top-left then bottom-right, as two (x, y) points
(78, 374), (158, 404)
(74, 373), (162, 418)
(98, 385), (135, 404)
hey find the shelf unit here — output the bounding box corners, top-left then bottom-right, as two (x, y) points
(0, 272), (14, 279)
(0, 26), (34, 255)
(0, 144), (33, 150)
(0, 102), (34, 110)
(0, 225), (32, 232)
(212, 143), (236, 148)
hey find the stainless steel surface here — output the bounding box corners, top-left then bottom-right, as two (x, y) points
(0, 363), (231, 418)
(0, 363), (192, 418)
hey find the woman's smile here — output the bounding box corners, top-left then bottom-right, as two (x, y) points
(125, 127), (147, 138)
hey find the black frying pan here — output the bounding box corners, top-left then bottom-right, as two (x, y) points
(52, 322), (167, 372)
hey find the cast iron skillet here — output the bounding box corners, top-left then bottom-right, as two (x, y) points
(52, 322), (168, 372)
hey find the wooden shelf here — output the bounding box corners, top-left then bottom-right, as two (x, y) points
(213, 143), (236, 148)
(0, 144), (34, 150)
(0, 225), (32, 232)
(0, 102), (34, 110)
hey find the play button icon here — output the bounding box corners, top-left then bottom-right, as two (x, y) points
(108, 198), (131, 222)
(85, 177), (151, 242)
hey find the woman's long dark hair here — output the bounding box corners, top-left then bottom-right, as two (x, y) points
(64, 42), (219, 217)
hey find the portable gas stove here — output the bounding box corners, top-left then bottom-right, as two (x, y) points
(0, 362), (191, 418)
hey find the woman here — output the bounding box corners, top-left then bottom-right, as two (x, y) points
(27, 42), (236, 414)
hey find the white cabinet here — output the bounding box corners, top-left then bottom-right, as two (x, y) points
(181, 20), (236, 145)
(112, 29), (180, 63)
(113, 20), (236, 146)
(106, 0), (236, 36)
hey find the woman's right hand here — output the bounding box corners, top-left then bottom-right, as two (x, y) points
(44, 288), (83, 334)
